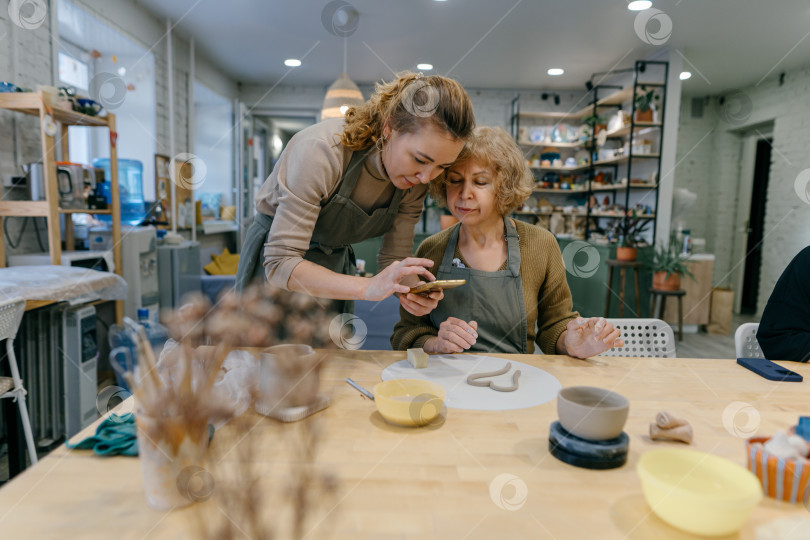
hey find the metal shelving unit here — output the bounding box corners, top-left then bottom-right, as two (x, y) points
(510, 60), (669, 244)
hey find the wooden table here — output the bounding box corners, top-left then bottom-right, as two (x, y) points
(1, 351), (808, 539)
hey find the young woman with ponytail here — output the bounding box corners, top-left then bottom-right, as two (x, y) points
(235, 72), (475, 315)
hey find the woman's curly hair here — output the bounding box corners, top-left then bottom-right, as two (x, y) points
(341, 71), (475, 150)
(430, 126), (533, 216)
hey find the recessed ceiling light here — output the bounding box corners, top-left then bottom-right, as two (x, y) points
(679, 71), (692, 80)
(627, 1), (652, 10)
(417, 63), (434, 71)
(547, 68), (564, 76)
(284, 59), (301, 67)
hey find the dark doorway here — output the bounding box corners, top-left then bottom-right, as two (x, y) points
(740, 138), (771, 314)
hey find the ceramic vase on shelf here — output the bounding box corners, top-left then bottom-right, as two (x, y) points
(635, 108), (654, 123)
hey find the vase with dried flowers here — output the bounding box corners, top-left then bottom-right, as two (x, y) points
(116, 284), (337, 511)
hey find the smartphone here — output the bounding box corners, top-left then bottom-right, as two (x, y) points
(737, 357), (803, 382)
(408, 279), (466, 295)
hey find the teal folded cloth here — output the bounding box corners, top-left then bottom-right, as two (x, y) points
(66, 414), (216, 457)
(66, 413), (138, 456)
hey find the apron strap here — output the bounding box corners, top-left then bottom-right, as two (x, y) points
(504, 217), (521, 276)
(439, 224), (462, 269)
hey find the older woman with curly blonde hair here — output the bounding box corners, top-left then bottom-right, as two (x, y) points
(235, 72), (475, 315)
(391, 126), (624, 358)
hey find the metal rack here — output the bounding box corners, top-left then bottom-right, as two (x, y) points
(510, 60), (669, 245)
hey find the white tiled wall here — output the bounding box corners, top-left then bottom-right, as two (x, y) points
(674, 65), (810, 315)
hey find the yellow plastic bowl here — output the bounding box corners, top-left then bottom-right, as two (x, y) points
(637, 448), (763, 536)
(373, 379), (446, 427)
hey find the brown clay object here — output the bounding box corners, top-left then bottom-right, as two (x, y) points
(466, 363), (521, 392)
(655, 411), (688, 429)
(650, 423), (693, 444)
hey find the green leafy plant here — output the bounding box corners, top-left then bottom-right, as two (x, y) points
(650, 237), (696, 281)
(613, 212), (651, 248)
(581, 114), (607, 128)
(635, 86), (660, 112)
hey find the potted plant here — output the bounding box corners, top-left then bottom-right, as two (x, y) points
(634, 86), (660, 122)
(650, 238), (695, 290)
(581, 114), (607, 136)
(614, 213), (650, 261)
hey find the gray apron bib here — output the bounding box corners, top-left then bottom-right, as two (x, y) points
(429, 217), (527, 354)
(235, 148), (405, 314)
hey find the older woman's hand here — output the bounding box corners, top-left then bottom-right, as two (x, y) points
(560, 317), (624, 359)
(424, 318), (478, 354)
(400, 284), (444, 317)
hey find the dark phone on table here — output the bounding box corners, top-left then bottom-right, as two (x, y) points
(737, 357), (803, 382)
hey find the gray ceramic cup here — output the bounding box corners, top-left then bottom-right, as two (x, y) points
(557, 386), (629, 441)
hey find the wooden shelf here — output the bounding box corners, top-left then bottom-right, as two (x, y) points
(0, 93), (109, 127)
(603, 122), (662, 138)
(593, 154), (660, 167)
(0, 90), (122, 323)
(516, 83), (666, 120)
(514, 110), (583, 120)
(533, 183), (659, 194)
(518, 139), (583, 148)
(529, 165), (582, 172)
(533, 188), (589, 194)
(589, 212), (657, 219)
(0, 201), (49, 217)
(58, 208), (112, 215)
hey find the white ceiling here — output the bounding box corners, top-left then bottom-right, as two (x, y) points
(134, 0), (810, 95)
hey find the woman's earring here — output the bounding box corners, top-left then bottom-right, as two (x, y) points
(375, 134), (387, 151)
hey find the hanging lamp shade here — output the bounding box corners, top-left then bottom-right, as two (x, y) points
(321, 73), (364, 119)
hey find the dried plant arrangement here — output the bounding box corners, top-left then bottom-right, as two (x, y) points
(191, 407), (340, 540)
(115, 284), (339, 512)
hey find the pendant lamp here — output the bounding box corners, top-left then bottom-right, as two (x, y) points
(321, 33), (364, 119)
(321, 72), (364, 119)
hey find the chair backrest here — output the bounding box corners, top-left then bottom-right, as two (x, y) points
(734, 322), (762, 359)
(0, 297), (26, 342)
(599, 318), (677, 358)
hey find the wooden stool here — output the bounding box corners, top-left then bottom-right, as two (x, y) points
(604, 260), (642, 318)
(649, 288), (686, 341)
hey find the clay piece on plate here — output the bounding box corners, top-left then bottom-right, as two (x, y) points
(407, 348), (428, 369)
(466, 362), (522, 392)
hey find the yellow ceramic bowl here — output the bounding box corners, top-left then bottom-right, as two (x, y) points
(637, 448), (762, 536)
(373, 379), (446, 427)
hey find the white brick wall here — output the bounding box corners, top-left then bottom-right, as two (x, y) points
(675, 64), (810, 315)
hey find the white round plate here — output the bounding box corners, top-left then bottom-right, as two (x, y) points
(382, 354), (561, 411)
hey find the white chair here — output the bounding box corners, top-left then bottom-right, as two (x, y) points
(598, 318), (677, 358)
(0, 297), (38, 465)
(734, 322), (763, 358)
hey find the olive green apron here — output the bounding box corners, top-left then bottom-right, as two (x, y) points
(429, 217), (527, 354)
(235, 148), (405, 314)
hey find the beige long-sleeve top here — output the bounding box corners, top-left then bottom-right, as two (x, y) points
(390, 220), (579, 354)
(254, 118), (428, 289)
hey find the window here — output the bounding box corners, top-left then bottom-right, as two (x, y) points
(194, 81), (234, 216)
(58, 51), (89, 91)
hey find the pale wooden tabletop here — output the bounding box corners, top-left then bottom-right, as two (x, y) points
(1, 351), (808, 539)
